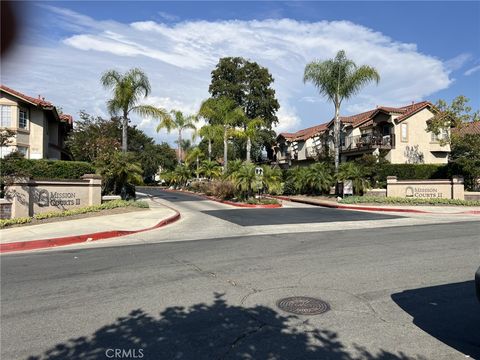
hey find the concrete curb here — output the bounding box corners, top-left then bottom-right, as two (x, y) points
(0, 206), (181, 254)
(271, 195), (480, 215)
(163, 188), (282, 208)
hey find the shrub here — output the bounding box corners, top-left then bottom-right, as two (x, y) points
(339, 196), (480, 206)
(0, 200), (149, 228)
(245, 197), (279, 205)
(377, 164), (449, 183)
(211, 180), (236, 200)
(1, 159), (95, 179)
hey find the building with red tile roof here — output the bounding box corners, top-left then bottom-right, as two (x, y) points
(1, 85), (73, 160)
(274, 101), (450, 167)
(452, 121), (480, 136)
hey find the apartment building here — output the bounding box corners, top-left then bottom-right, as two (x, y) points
(0, 85), (73, 160)
(274, 101), (450, 167)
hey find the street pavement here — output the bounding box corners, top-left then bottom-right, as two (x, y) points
(1, 188), (479, 360)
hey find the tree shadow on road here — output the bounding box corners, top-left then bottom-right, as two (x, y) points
(28, 293), (423, 360)
(392, 280), (480, 359)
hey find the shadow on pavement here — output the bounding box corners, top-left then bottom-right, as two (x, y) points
(28, 293), (420, 360)
(203, 207), (402, 226)
(392, 280), (480, 359)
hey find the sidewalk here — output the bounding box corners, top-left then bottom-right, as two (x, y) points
(0, 199), (179, 253)
(274, 195), (480, 215)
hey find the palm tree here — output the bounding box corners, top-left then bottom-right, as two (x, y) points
(198, 124), (223, 160)
(304, 50), (380, 173)
(157, 110), (197, 164)
(336, 162), (370, 195)
(287, 166), (309, 194)
(261, 165), (283, 194)
(243, 118), (264, 163)
(101, 68), (167, 152)
(232, 162), (258, 199)
(200, 159), (222, 180)
(304, 163), (334, 194)
(226, 159), (243, 178)
(185, 147), (204, 179)
(172, 164), (193, 188)
(198, 97), (245, 172)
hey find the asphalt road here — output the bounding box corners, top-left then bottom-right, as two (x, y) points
(1, 190), (479, 360)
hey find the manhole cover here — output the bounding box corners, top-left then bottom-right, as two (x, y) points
(277, 296), (330, 315)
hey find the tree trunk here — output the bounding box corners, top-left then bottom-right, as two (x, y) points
(178, 130), (182, 164)
(223, 127), (228, 173)
(208, 139), (212, 161)
(334, 104), (340, 172)
(196, 156), (199, 179)
(122, 113), (128, 152)
(246, 136), (252, 163)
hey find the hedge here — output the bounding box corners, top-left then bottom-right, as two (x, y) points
(339, 196), (480, 206)
(377, 164), (449, 182)
(1, 159), (95, 179)
(0, 200), (149, 228)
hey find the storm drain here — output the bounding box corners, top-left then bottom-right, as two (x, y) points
(276, 296), (330, 315)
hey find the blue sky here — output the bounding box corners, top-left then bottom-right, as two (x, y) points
(3, 1), (479, 144)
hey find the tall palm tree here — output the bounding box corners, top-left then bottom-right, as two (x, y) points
(304, 50), (380, 173)
(198, 97), (244, 172)
(185, 147), (204, 179)
(156, 110), (198, 163)
(243, 118), (264, 163)
(101, 68), (167, 152)
(198, 124), (223, 160)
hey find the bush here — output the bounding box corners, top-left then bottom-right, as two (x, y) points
(211, 180), (236, 200)
(245, 197), (279, 205)
(339, 196), (480, 206)
(1, 159), (95, 179)
(377, 164), (449, 184)
(0, 200), (149, 228)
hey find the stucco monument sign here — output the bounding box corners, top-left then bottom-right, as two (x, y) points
(4, 174), (102, 218)
(386, 176), (464, 200)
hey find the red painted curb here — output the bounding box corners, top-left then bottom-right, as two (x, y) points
(272, 195), (429, 213)
(163, 189), (282, 208)
(0, 210), (180, 254)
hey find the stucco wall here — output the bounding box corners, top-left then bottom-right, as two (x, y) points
(390, 108), (450, 164)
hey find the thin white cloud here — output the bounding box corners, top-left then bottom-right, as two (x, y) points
(157, 11), (179, 22)
(445, 53), (472, 71)
(2, 6), (455, 144)
(464, 64), (480, 76)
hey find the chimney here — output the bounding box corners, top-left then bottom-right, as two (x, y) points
(38, 95), (41, 99)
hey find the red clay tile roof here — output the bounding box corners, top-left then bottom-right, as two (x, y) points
(1, 84), (73, 124)
(279, 122), (328, 142)
(452, 121), (480, 136)
(280, 101), (434, 142)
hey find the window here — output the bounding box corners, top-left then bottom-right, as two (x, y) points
(401, 123), (408, 142)
(19, 109), (28, 129)
(17, 146), (28, 157)
(0, 105), (12, 127)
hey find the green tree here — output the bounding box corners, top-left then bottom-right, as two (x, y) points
(156, 110), (197, 163)
(427, 95), (479, 145)
(101, 68), (167, 152)
(95, 152), (143, 199)
(185, 147), (204, 179)
(231, 162), (258, 199)
(209, 57), (280, 160)
(304, 50), (380, 173)
(450, 133), (480, 190)
(198, 124), (223, 160)
(336, 162), (369, 195)
(261, 165), (283, 195)
(286, 166), (309, 194)
(171, 164), (193, 188)
(226, 159), (243, 178)
(198, 97), (245, 172)
(304, 163), (334, 194)
(200, 159), (222, 180)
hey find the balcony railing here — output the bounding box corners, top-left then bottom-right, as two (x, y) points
(341, 134), (394, 152)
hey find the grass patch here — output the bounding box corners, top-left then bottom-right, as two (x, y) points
(0, 200), (149, 228)
(245, 197), (280, 205)
(339, 196), (480, 206)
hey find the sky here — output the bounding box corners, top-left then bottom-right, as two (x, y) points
(2, 1), (479, 145)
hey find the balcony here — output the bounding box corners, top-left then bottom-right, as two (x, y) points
(341, 134), (395, 153)
(276, 152), (292, 164)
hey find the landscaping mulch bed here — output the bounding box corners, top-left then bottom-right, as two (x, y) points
(2, 206), (148, 229)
